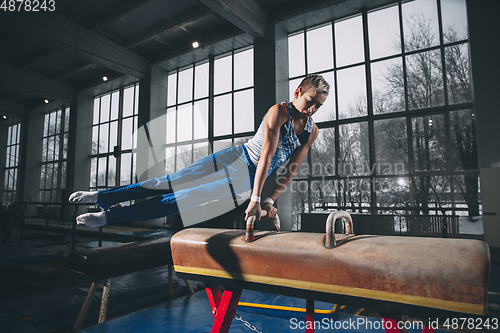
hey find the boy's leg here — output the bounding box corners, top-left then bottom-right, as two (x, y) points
(80, 175), (251, 227)
(96, 176), (172, 209)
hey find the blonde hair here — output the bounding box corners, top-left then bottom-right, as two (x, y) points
(298, 74), (330, 95)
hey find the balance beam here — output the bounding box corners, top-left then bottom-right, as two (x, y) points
(171, 211), (490, 333)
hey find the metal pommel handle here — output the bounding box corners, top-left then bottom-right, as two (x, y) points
(245, 210), (280, 242)
(325, 211), (354, 249)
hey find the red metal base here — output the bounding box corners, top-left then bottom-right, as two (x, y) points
(205, 284), (242, 333)
(380, 316), (436, 333)
(306, 299), (315, 333)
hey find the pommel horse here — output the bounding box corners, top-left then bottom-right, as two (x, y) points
(171, 211), (490, 333)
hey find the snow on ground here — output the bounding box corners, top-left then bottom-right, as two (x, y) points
(459, 216), (484, 235)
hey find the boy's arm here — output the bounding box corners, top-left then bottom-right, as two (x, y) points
(262, 124), (319, 218)
(244, 103), (288, 221)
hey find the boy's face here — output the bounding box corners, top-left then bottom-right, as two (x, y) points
(293, 87), (327, 118)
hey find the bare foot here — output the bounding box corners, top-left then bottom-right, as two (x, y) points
(69, 191), (98, 204)
(76, 211), (107, 228)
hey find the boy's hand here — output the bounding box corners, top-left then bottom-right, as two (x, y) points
(245, 200), (262, 221)
(262, 202), (278, 218)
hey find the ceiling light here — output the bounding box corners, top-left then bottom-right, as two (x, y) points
(2, 115), (7, 120)
(103, 76), (108, 81)
(44, 99), (49, 104)
(192, 41), (199, 49)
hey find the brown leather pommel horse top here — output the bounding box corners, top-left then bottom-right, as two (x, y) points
(171, 212), (490, 318)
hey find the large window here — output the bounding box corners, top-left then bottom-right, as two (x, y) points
(90, 84), (139, 195)
(40, 108), (70, 202)
(288, 0), (476, 228)
(4, 123), (21, 205)
(165, 47), (254, 173)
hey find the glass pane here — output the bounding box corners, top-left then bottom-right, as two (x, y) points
(368, 5), (401, 60)
(453, 174), (480, 217)
(93, 98), (100, 124)
(54, 135), (60, 160)
(372, 57), (405, 114)
(445, 43), (471, 104)
(337, 178), (371, 212)
(441, 0), (468, 43)
(311, 127), (335, 177)
(61, 162), (67, 189)
(289, 77), (303, 101)
(133, 116), (138, 149)
(375, 177), (410, 208)
(450, 110), (477, 171)
(374, 118), (408, 174)
(412, 175), (451, 214)
(335, 16), (364, 67)
(234, 89), (254, 134)
(194, 62), (209, 99)
(291, 180), (309, 230)
(166, 107), (176, 144)
(412, 115), (446, 171)
(132, 152), (137, 183)
(307, 24), (334, 73)
(178, 67), (193, 104)
(214, 94), (232, 137)
(313, 71), (335, 122)
(402, 0), (439, 52)
(63, 133), (68, 159)
(194, 99), (209, 140)
(165, 147), (176, 175)
(99, 123), (109, 153)
(92, 126), (99, 154)
(45, 163), (53, 189)
(14, 145), (19, 166)
(64, 108), (70, 132)
(108, 155), (116, 187)
(177, 104), (193, 142)
(337, 65), (367, 119)
(123, 86), (135, 117)
(55, 110), (61, 134)
(100, 94), (110, 123)
(288, 32), (305, 78)
(47, 136), (55, 161)
(406, 49), (444, 110)
(193, 142), (209, 162)
(42, 116), (49, 139)
(121, 118), (133, 150)
(90, 158), (97, 188)
(176, 144), (192, 172)
(213, 139), (231, 153)
(109, 121), (118, 152)
(167, 72), (177, 107)
(40, 164), (46, 190)
(234, 136), (252, 146)
(111, 91), (119, 121)
(311, 179), (337, 211)
(134, 84), (139, 115)
(339, 122), (370, 176)
(48, 112), (56, 136)
(234, 48), (253, 90)
(214, 55), (232, 95)
(120, 153), (132, 186)
(12, 124), (18, 145)
(97, 157), (107, 187)
(42, 138), (48, 163)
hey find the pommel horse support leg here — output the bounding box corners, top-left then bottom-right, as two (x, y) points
(171, 211), (491, 333)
